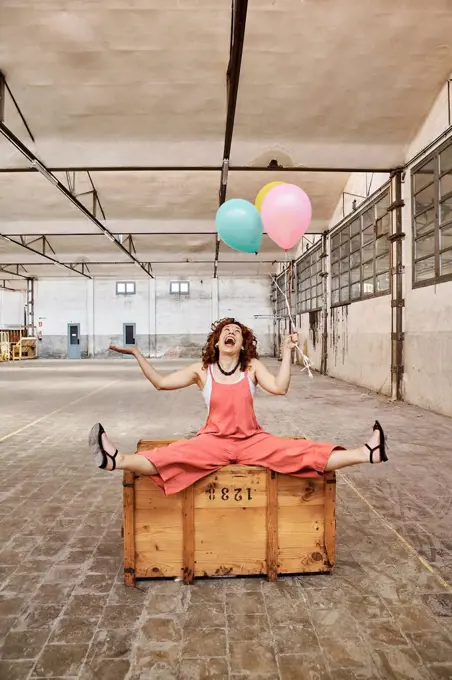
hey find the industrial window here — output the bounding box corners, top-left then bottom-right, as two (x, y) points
(116, 281), (135, 295)
(330, 188), (391, 306)
(170, 281), (190, 295)
(412, 139), (452, 287)
(295, 245), (323, 313)
(274, 272), (291, 318)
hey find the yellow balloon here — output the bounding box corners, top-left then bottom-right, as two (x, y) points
(255, 181), (285, 212)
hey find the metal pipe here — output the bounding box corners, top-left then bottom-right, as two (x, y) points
(389, 169), (405, 401)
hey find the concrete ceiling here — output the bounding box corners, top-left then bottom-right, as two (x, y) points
(1, 0), (452, 284)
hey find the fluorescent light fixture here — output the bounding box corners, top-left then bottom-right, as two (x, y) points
(31, 159), (59, 186)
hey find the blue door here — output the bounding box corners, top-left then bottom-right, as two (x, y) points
(67, 324), (81, 359)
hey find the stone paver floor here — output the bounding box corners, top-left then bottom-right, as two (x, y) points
(0, 359), (451, 679)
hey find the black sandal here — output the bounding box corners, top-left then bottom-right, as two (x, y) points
(366, 420), (388, 464)
(89, 423), (119, 471)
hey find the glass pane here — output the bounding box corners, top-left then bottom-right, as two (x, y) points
(362, 225), (374, 245)
(350, 267), (361, 283)
(340, 227), (350, 244)
(376, 254), (389, 274)
(126, 282), (135, 294)
(376, 213), (390, 236)
(376, 237), (389, 256)
(440, 172), (452, 198)
(362, 243), (374, 262)
(116, 282), (126, 294)
(350, 234), (361, 252)
(363, 261), (373, 279)
(414, 182), (435, 214)
(125, 326), (135, 345)
(415, 233), (435, 260)
(362, 279), (374, 295)
(414, 159), (435, 192)
(331, 276), (339, 291)
(170, 282), (179, 293)
(340, 272), (349, 287)
(340, 243), (349, 258)
(414, 208), (436, 238)
(440, 196), (452, 225)
(376, 272), (390, 292)
(362, 208), (374, 229)
(440, 144), (452, 174)
(180, 282), (189, 294)
(440, 249), (452, 276)
(415, 257), (436, 282)
(340, 286), (350, 302)
(331, 289), (339, 305)
(351, 282), (361, 299)
(332, 234), (340, 250)
(350, 251), (361, 268)
(331, 262), (339, 277)
(350, 219), (361, 236)
(340, 257), (349, 273)
(331, 247), (339, 263)
(375, 192), (390, 218)
(440, 226), (452, 251)
(316, 296), (322, 308)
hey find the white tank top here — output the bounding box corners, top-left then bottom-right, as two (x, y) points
(202, 367), (256, 410)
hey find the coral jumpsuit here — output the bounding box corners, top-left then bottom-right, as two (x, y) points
(138, 366), (339, 495)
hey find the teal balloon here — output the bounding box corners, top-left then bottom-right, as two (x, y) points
(216, 199), (263, 254)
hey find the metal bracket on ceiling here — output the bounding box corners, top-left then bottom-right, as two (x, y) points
(0, 70), (35, 143)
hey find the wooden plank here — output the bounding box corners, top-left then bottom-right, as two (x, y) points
(137, 439), (178, 451)
(195, 466), (266, 509)
(123, 470), (136, 586)
(266, 470), (278, 581)
(324, 472), (336, 567)
(182, 485), (195, 584)
(194, 507), (267, 577)
(277, 475), (326, 507)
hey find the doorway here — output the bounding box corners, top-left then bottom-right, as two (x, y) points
(67, 324), (81, 359)
(123, 323), (136, 348)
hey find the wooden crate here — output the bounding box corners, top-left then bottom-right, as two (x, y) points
(123, 439), (336, 586)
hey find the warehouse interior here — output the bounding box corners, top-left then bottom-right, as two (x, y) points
(1, 1), (452, 679)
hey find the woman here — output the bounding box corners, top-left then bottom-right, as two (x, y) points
(89, 318), (387, 495)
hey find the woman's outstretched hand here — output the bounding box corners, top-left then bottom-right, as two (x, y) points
(109, 345), (138, 356)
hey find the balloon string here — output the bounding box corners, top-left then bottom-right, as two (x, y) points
(272, 274), (313, 379)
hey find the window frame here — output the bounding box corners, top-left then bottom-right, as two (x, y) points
(330, 186), (391, 308)
(411, 137), (452, 289)
(294, 244), (323, 315)
(116, 281), (136, 296)
(169, 280), (190, 296)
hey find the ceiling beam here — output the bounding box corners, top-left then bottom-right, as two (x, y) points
(0, 260), (278, 266)
(214, 0), (249, 278)
(0, 122), (154, 278)
(0, 280), (21, 291)
(0, 264), (29, 279)
(0, 165), (394, 174)
(0, 234), (92, 278)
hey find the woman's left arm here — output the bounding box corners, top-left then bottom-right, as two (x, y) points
(252, 332), (298, 396)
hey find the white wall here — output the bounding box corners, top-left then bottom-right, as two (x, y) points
(33, 276), (273, 359)
(402, 78), (452, 416)
(0, 289), (25, 328)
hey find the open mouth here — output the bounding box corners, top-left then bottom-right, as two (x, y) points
(224, 336), (236, 347)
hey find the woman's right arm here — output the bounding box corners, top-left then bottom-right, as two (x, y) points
(110, 346), (201, 390)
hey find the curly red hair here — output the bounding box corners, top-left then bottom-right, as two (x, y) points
(201, 318), (259, 371)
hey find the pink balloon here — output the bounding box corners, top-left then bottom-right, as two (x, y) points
(261, 183), (312, 251)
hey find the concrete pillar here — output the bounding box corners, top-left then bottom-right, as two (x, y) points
(211, 278), (219, 322)
(87, 279), (95, 357)
(149, 278), (156, 356)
